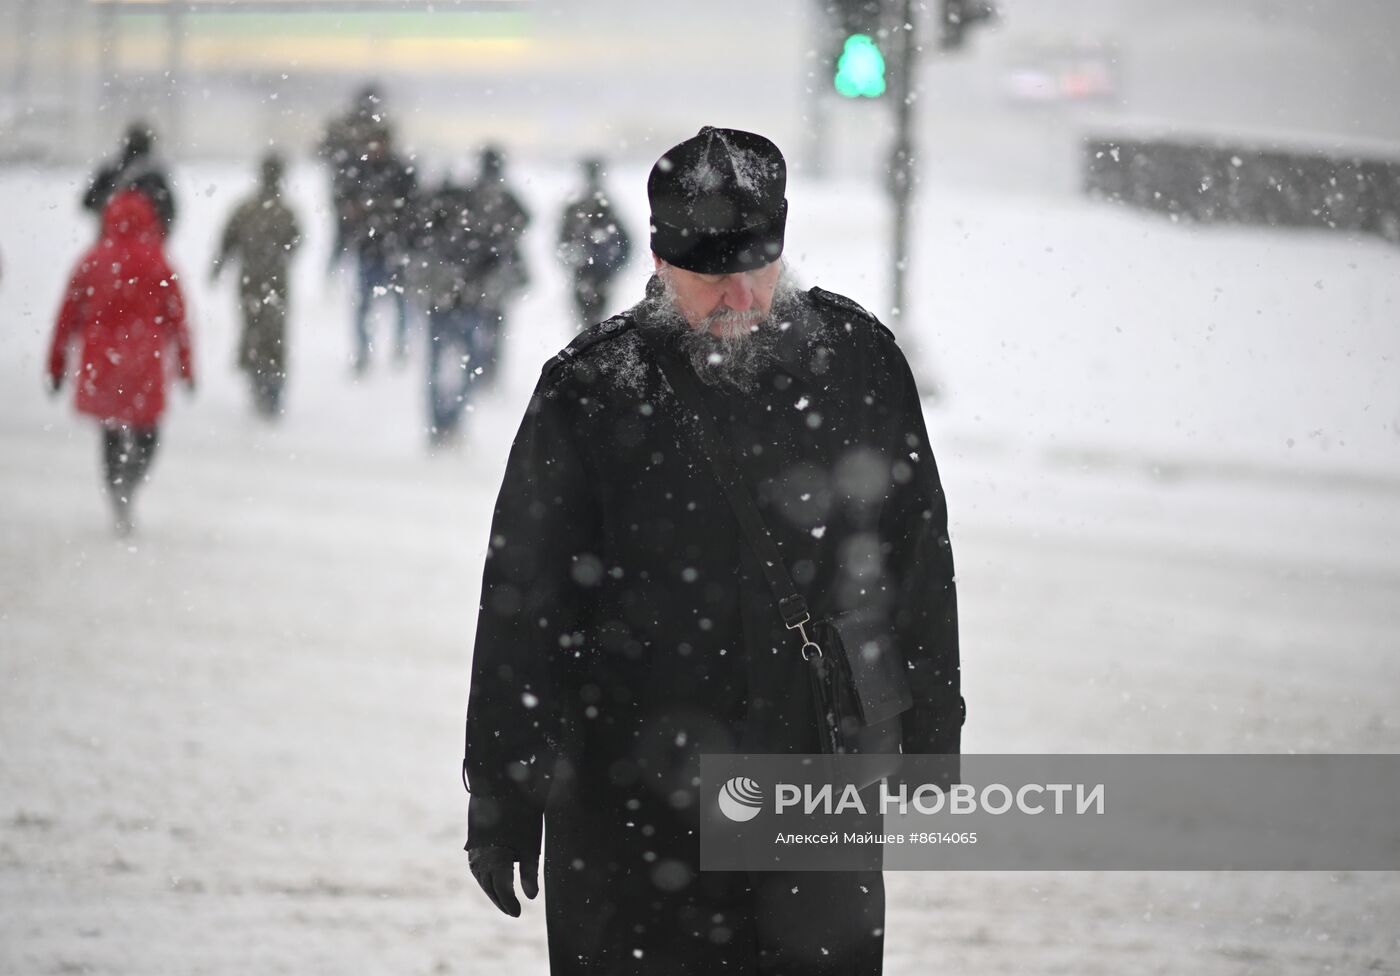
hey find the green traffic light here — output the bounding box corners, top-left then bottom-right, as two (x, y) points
(834, 33), (886, 98)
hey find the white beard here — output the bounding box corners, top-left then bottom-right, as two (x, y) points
(643, 267), (799, 392)
(701, 308), (765, 342)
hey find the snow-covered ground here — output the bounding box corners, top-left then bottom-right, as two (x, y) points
(2, 161), (1398, 974)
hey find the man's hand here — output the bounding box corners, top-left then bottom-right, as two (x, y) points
(467, 844), (539, 917)
(46, 374), (61, 397)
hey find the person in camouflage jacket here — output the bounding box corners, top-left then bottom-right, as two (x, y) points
(211, 153), (302, 418)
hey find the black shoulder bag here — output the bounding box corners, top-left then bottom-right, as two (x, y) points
(639, 329), (913, 770)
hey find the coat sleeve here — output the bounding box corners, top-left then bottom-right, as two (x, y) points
(879, 347), (963, 761)
(463, 372), (599, 856)
(512, 192), (532, 231)
(285, 206), (303, 255)
(49, 261), (90, 384)
(162, 264), (194, 383)
(213, 206), (242, 274)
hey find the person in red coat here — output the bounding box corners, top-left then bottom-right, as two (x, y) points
(48, 189), (195, 536)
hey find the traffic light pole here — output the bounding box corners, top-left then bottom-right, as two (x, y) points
(888, 0), (938, 397)
(803, 6), (833, 179)
(889, 0), (913, 328)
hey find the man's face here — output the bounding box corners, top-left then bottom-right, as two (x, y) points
(653, 257), (784, 339)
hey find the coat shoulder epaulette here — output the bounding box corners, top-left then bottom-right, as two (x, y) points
(543, 314), (637, 380)
(807, 286), (897, 343)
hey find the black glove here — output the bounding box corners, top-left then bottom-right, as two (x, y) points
(46, 374), (61, 396)
(467, 844), (539, 917)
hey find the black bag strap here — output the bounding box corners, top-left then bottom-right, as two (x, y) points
(636, 326), (817, 643)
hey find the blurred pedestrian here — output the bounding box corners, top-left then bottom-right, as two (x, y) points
(317, 84), (391, 273)
(211, 152), (302, 419)
(48, 190), (194, 537)
(342, 129), (416, 375)
(463, 145), (530, 387)
(556, 156), (631, 326)
(407, 175), (503, 448)
(82, 120), (176, 236)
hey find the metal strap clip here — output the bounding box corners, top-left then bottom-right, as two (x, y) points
(785, 612), (823, 661)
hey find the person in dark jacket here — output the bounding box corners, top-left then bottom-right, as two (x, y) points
(211, 152), (302, 418)
(317, 84), (391, 273)
(556, 156), (631, 327)
(408, 175), (501, 447)
(82, 121), (177, 236)
(343, 131), (416, 375)
(461, 145), (530, 388)
(49, 190), (194, 537)
(462, 127), (962, 974)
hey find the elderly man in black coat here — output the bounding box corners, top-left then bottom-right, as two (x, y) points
(462, 126), (962, 975)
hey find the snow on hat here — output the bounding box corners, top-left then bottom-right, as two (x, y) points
(648, 126), (787, 274)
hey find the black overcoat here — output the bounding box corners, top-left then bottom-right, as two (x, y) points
(463, 281), (961, 974)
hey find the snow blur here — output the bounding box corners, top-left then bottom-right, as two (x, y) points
(2, 154), (1396, 973)
(3, 0), (1400, 970)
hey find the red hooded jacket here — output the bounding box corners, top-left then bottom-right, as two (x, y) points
(49, 189), (193, 428)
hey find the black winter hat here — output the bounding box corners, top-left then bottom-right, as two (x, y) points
(648, 126), (787, 274)
(122, 122), (154, 161)
(260, 152), (285, 187)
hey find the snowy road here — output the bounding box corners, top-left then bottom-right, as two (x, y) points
(3, 164), (1398, 973)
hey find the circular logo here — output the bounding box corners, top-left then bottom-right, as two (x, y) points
(718, 777), (764, 823)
